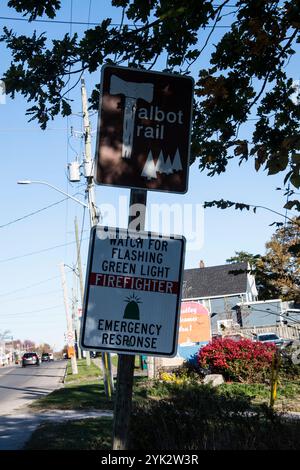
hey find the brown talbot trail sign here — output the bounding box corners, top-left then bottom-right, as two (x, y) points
(95, 65), (194, 193)
(80, 226), (186, 357)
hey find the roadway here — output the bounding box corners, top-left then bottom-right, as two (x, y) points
(0, 360), (67, 449)
(0, 360), (66, 414)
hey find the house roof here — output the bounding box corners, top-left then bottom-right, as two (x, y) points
(183, 262), (248, 299)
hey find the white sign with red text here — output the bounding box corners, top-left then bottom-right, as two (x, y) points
(80, 227), (185, 357)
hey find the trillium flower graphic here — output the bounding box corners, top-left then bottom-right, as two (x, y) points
(123, 294), (141, 320)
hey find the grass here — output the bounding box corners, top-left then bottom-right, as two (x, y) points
(217, 379), (300, 411)
(25, 358), (300, 450)
(30, 380), (115, 411)
(129, 381), (300, 450)
(130, 399), (300, 450)
(24, 418), (113, 450)
(30, 358), (114, 411)
(65, 358), (102, 384)
(27, 378), (300, 450)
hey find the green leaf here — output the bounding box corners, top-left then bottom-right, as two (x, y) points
(290, 174), (300, 189)
(284, 200), (300, 211)
(61, 99), (71, 117)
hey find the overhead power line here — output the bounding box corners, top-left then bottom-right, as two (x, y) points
(0, 192), (85, 229)
(0, 16), (231, 28)
(0, 197), (68, 229)
(0, 305), (62, 318)
(0, 128), (67, 132)
(0, 271), (72, 298)
(243, 306), (300, 326)
(0, 237), (89, 264)
(0, 289), (61, 304)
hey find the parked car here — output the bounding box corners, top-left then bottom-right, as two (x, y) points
(253, 333), (286, 348)
(22, 352), (40, 367)
(48, 353), (54, 361)
(41, 352), (50, 362)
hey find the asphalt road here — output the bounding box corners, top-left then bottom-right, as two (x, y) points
(0, 360), (66, 415)
(0, 360), (67, 449)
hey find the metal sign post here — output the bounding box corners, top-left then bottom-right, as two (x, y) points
(113, 189), (146, 451)
(84, 64), (193, 450)
(79, 190), (185, 449)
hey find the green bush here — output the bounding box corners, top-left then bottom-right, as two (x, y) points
(279, 349), (300, 380)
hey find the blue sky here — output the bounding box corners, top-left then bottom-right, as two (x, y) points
(0, 1), (298, 350)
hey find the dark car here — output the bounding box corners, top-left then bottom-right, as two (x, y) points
(41, 353), (50, 362)
(22, 352), (40, 367)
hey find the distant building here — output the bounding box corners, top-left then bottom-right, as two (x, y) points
(183, 262), (258, 334)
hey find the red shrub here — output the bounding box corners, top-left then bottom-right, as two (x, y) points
(198, 338), (276, 383)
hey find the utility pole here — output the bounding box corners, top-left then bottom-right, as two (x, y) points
(60, 262), (78, 375)
(81, 77), (98, 227)
(81, 77), (113, 395)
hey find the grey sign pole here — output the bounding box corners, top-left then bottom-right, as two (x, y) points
(112, 188), (147, 450)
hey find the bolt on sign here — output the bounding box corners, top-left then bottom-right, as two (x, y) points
(95, 65), (194, 193)
(80, 227), (186, 357)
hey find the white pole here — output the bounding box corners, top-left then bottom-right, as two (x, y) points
(74, 217), (86, 363)
(59, 262), (78, 375)
(72, 268), (82, 360)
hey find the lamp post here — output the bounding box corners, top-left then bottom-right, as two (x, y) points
(17, 180), (89, 209)
(17, 179), (91, 367)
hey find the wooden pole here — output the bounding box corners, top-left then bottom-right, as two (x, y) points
(81, 78), (115, 386)
(112, 189), (147, 450)
(270, 349), (280, 408)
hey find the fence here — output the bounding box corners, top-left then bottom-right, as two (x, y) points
(227, 324), (300, 340)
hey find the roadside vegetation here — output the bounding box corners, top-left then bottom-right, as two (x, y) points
(64, 358), (103, 384)
(26, 343), (300, 450)
(25, 418), (113, 450)
(130, 382), (300, 450)
(30, 358), (114, 411)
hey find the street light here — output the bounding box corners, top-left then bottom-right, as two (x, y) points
(17, 179), (91, 368)
(17, 180), (89, 209)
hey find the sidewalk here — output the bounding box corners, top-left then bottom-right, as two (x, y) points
(0, 408), (113, 450)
